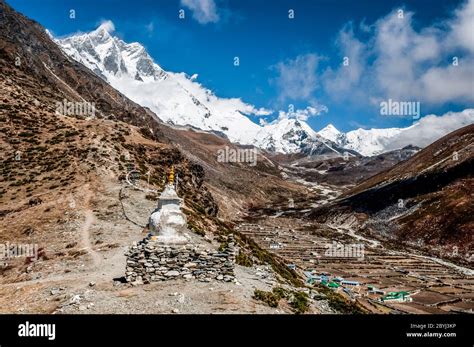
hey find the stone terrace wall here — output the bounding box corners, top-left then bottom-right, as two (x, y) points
(125, 235), (236, 285)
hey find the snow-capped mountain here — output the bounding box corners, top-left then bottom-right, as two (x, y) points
(56, 22), (166, 82)
(55, 22), (344, 155)
(317, 124), (345, 144)
(317, 124), (402, 156)
(256, 118), (349, 156)
(342, 127), (403, 156)
(55, 22), (474, 157)
(56, 22), (266, 145)
(318, 109), (474, 156)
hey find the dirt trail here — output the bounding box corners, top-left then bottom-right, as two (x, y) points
(80, 184), (101, 267)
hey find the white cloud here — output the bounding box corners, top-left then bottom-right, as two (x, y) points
(170, 71), (272, 117)
(322, 24), (366, 99)
(180, 0), (220, 24)
(145, 21), (154, 34)
(96, 19), (115, 33)
(321, 0), (474, 108)
(448, 0), (474, 54)
(386, 109), (474, 150)
(277, 105), (327, 122)
(271, 53), (322, 105)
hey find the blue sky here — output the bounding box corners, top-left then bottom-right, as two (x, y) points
(7, 0), (474, 132)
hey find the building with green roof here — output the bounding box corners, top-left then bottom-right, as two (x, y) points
(381, 291), (411, 302)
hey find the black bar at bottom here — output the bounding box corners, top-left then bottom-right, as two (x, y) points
(0, 314), (472, 346)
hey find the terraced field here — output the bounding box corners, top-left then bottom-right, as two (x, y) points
(237, 215), (474, 314)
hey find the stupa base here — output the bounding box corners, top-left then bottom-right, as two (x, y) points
(149, 234), (189, 245)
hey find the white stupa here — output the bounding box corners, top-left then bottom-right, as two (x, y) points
(148, 166), (188, 244)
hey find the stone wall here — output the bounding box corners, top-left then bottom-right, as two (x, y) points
(125, 235), (236, 285)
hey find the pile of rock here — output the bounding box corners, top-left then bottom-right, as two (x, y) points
(125, 235), (236, 285)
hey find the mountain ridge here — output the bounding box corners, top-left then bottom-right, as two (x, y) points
(317, 111), (474, 156)
(55, 23), (474, 157)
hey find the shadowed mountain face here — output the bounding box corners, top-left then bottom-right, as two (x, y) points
(308, 124), (474, 264)
(271, 145), (420, 186)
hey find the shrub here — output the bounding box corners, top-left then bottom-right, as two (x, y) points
(272, 287), (288, 300)
(218, 241), (229, 252)
(236, 232), (303, 287)
(317, 285), (366, 314)
(253, 289), (280, 308)
(290, 291), (309, 314)
(235, 251), (253, 267)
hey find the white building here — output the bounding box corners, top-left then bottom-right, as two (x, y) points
(148, 167), (188, 244)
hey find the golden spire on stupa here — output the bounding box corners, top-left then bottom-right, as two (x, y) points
(168, 166), (175, 185)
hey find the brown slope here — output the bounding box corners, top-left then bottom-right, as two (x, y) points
(345, 124), (474, 196)
(158, 126), (314, 220)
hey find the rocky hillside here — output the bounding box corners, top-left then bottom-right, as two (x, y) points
(273, 145), (420, 186)
(0, 0), (313, 230)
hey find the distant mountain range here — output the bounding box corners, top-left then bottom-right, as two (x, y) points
(55, 23), (474, 156)
(317, 124), (402, 156)
(317, 108), (474, 156)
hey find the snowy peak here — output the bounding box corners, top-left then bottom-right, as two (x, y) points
(319, 123), (340, 134)
(90, 21), (114, 43)
(57, 25), (166, 82)
(255, 118), (316, 153)
(255, 117), (348, 156)
(318, 124), (403, 157)
(318, 112), (474, 157)
(55, 23), (265, 145)
(317, 124), (343, 143)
